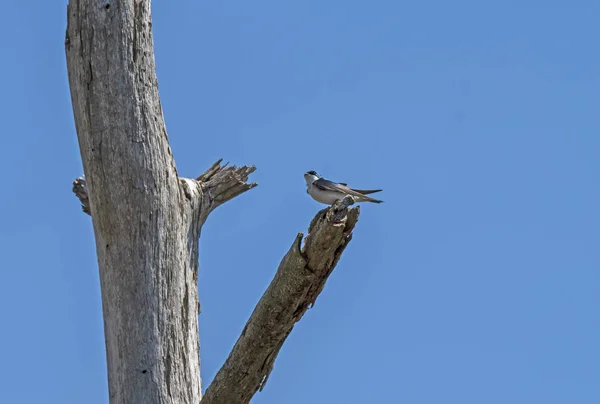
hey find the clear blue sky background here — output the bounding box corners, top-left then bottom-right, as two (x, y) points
(1, 1), (598, 403)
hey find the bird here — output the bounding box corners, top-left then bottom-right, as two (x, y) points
(304, 171), (383, 205)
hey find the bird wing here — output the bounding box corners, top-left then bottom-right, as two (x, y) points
(313, 178), (369, 199)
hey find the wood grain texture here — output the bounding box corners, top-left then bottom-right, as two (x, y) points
(66, 0), (202, 400)
(202, 203), (360, 404)
(65, 2), (253, 403)
(66, 2), (361, 404)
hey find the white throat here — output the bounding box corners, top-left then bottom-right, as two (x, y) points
(304, 174), (319, 186)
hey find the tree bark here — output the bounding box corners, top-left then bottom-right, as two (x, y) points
(66, 2), (361, 404)
(64, 1), (227, 402)
(202, 199), (359, 404)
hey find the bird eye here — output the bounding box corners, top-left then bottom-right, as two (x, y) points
(306, 170), (317, 175)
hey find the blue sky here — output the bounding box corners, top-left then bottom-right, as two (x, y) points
(1, 1), (599, 403)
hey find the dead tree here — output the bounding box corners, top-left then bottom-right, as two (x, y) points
(66, 1), (361, 403)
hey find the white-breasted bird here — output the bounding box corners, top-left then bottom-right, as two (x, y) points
(304, 171), (383, 205)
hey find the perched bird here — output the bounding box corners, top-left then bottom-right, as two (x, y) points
(304, 171), (383, 205)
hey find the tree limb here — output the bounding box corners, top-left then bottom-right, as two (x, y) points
(73, 159), (257, 219)
(72, 177), (90, 215)
(202, 200), (360, 404)
(196, 159), (258, 220)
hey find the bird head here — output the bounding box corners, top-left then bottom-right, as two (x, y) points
(304, 170), (320, 185)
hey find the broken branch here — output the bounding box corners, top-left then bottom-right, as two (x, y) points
(72, 159), (257, 218)
(201, 202), (360, 404)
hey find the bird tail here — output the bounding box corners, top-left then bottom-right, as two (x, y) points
(361, 195), (384, 203)
(352, 188), (383, 195)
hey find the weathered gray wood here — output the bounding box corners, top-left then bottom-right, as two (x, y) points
(66, 2), (362, 404)
(65, 1), (255, 403)
(202, 202), (360, 404)
(73, 161), (256, 221)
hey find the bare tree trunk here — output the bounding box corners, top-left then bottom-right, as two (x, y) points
(66, 2), (360, 404)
